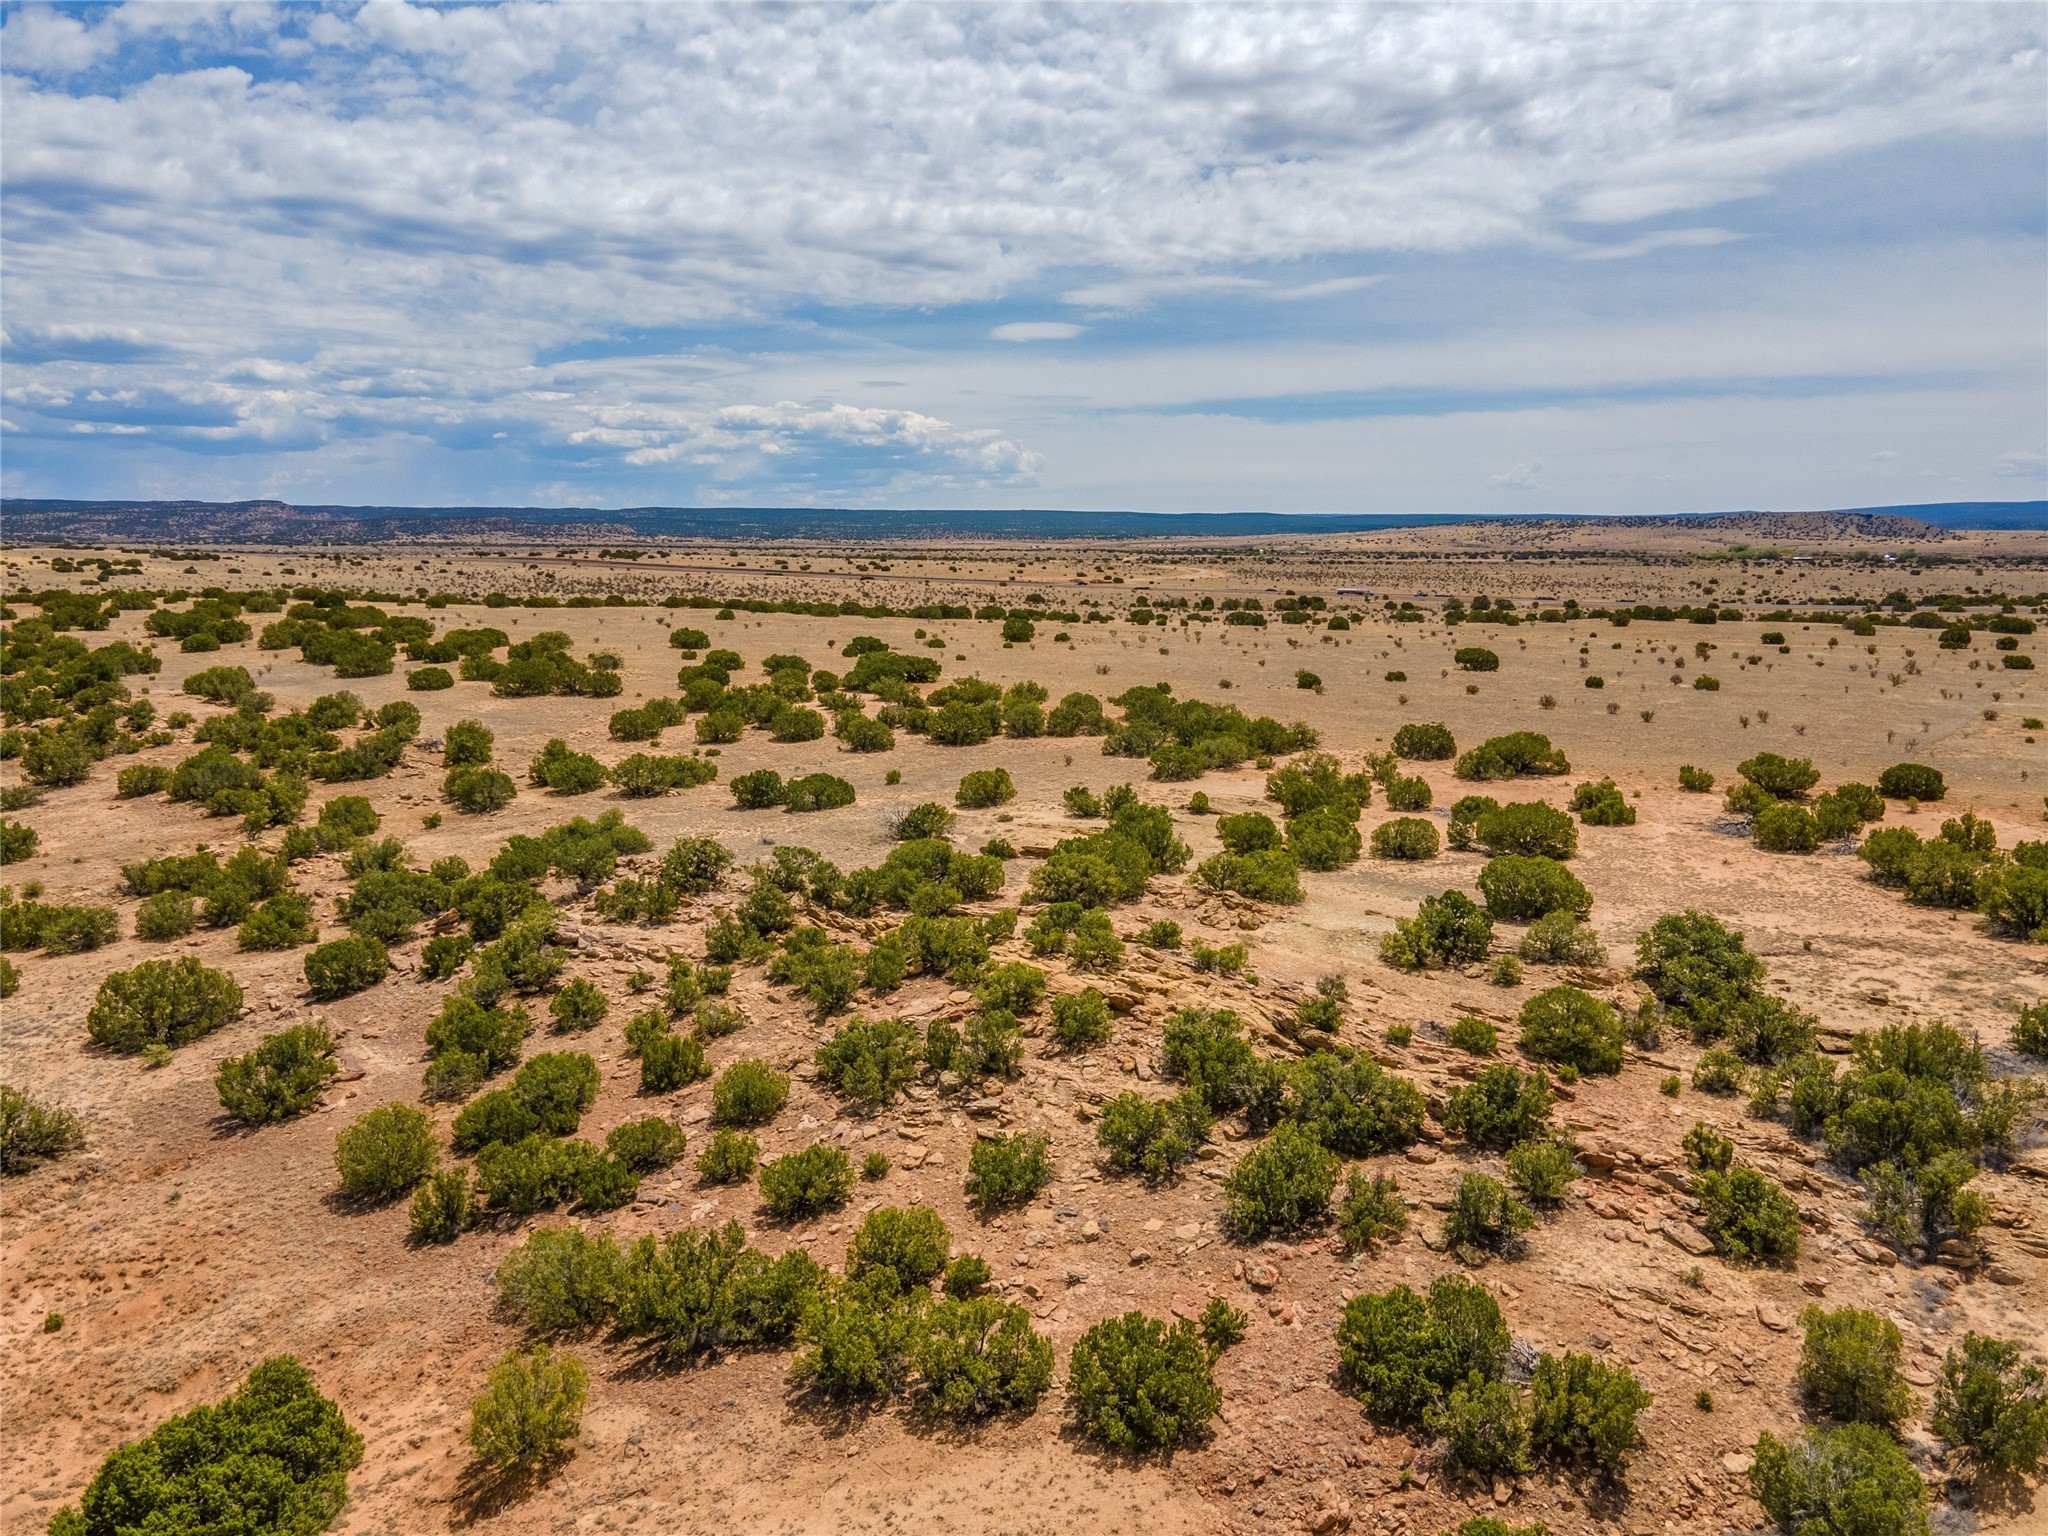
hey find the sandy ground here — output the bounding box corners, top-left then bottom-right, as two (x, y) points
(3, 539), (2045, 1536)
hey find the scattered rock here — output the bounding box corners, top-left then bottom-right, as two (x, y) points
(1756, 1303), (1790, 1332)
(1661, 1222), (1715, 1257)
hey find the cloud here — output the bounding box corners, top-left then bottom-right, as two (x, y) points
(0, 3), (2040, 505)
(1489, 459), (1544, 491)
(1570, 229), (1748, 262)
(990, 323), (1085, 343)
(1993, 449), (2046, 478)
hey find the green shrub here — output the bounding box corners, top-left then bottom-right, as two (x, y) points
(1066, 1312), (1221, 1450)
(1518, 911), (1605, 966)
(86, 957), (243, 1053)
(0, 1084), (85, 1175)
(695, 1128), (759, 1184)
(894, 801), (956, 841)
(1738, 751), (1820, 800)
(712, 1059), (788, 1125)
(1679, 764), (1715, 792)
(1454, 646), (1500, 672)
(1160, 1007), (1255, 1110)
(1692, 1047), (1744, 1093)
(1380, 889), (1493, 970)
(424, 994), (527, 1074)
(1528, 1351), (1651, 1474)
(450, 1087), (540, 1155)
(510, 1051), (601, 1134)
(1284, 1049), (1425, 1157)
(1336, 1170), (1408, 1251)
(1506, 1136), (1579, 1205)
(815, 1017), (922, 1111)
(1370, 816), (1440, 860)
(784, 772), (855, 812)
(916, 1296), (1055, 1417)
(1454, 731), (1569, 782)
(303, 935), (389, 1000)
(1044, 987), (1111, 1049)
(1393, 722), (1456, 760)
(940, 1253), (992, 1299)
(46, 1357), (362, 1536)
(472, 1134), (601, 1216)
(334, 1102), (437, 1201)
(605, 1116), (687, 1171)
(1193, 846), (1304, 903)
(1096, 1089), (1210, 1179)
(729, 768), (787, 809)
(215, 1024), (338, 1126)
(1518, 986), (1623, 1075)
(237, 892), (317, 951)
(1336, 1273), (1509, 1424)
(955, 768), (1016, 808)
(848, 1205), (952, 1289)
(1750, 1423), (1926, 1536)
(613, 1221), (824, 1358)
(1224, 1122), (1339, 1238)
(1443, 1013), (1500, 1056)
(407, 1168), (473, 1244)
(115, 762), (172, 798)
(1877, 762), (1945, 801)
(1753, 801), (1820, 853)
(1141, 918), (1182, 949)
(1218, 811), (1284, 853)
(1476, 801), (1578, 859)
(976, 960), (1047, 1014)
(1572, 778), (1636, 826)
(760, 1142), (855, 1220)
(547, 977), (609, 1033)
(1443, 1171), (1535, 1262)
(1799, 1305), (1915, 1428)
(966, 1131), (1051, 1213)
(1932, 1332), (2048, 1476)
(1478, 855), (1590, 920)
(1693, 1163), (1802, 1265)
(2017, 1003), (2048, 1059)
(1634, 909), (1765, 1032)
(468, 1344), (587, 1471)
(1441, 1073), (1548, 1155)
(1199, 1296), (1249, 1352)
(1435, 1373), (1532, 1478)
(422, 932), (473, 979)
(444, 765), (517, 812)
(134, 890), (197, 941)
(494, 1226), (624, 1333)
(2, 898), (121, 954)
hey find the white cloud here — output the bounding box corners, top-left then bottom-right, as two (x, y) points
(0, 3), (2040, 503)
(1570, 229), (1747, 262)
(1993, 449), (2046, 478)
(1489, 459), (1544, 491)
(990, 322), (1085, 342)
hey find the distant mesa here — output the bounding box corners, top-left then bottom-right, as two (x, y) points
(0, 497), (2036, 545)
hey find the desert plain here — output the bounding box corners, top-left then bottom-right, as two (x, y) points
(2, 511), (2045, 1536)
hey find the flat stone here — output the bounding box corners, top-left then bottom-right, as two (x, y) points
(1756, 1303), (1790, 1332)
(1721, 1452), (1754, 1477)
(1662, 1222), (1716, 1257)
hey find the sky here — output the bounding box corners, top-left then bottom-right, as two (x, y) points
(1, 1), (2043, 516)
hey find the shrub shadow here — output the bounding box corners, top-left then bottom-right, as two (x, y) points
(447, 1455), (568, 1527)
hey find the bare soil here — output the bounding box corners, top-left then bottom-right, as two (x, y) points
(3, 536), (2044, 1536)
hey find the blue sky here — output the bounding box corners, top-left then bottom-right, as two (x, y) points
(1, 1), (2042, 514)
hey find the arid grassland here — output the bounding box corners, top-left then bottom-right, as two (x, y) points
(3, 523), (2045, 1536)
